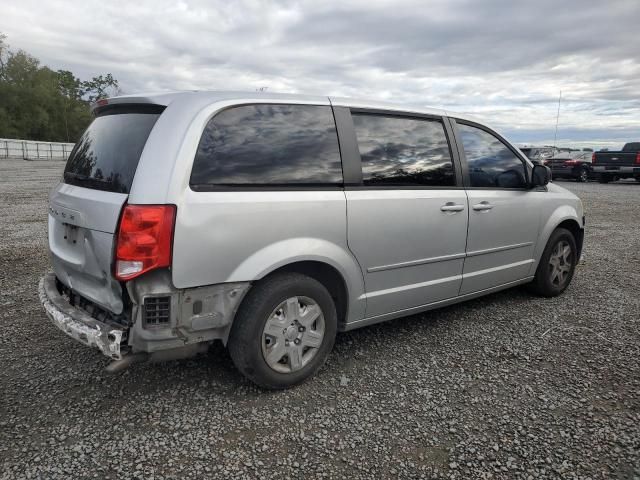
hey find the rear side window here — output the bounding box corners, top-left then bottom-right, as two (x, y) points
(457, 123), (527, 188)
(64, 106), (163, 194)
(352, 114), (455, 187)
(622, 142), (640, 152)
(190, 104), (342, 187)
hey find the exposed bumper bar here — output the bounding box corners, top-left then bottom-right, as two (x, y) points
(38, 273), (125, 360)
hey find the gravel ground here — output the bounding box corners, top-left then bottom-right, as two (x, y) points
(1, 159), (639, 479)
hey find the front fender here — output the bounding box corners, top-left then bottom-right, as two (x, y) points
(529, 205), (582, 275)
(226, 237), (366, 323)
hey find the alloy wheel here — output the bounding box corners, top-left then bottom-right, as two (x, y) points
(579, 169), (588, 182)
(548, 240), (572, 288)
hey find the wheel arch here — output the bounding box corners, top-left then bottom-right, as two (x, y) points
(555, 218), (584, 259)
(260, 261), (350, 331)
(226, 238), (366, 327)
(531, 208), (584, 275)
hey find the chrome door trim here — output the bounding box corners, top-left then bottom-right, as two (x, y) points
(367, 242), (533, 273)
(461, 259), (535, 279)
(367, 252), (467, 273)
(466, 241), (534, 258)
(359, 273), (462, 300)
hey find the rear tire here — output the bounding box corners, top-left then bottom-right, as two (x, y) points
(529, 228), (577, 297)
(228, 272), (337, 389)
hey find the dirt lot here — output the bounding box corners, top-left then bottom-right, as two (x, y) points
(1, 159), (639, 479)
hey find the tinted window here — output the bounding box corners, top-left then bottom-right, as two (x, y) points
(623, 142), (640, 152)
(352, 114), (455, 187)
(458, 124), (527, 188)
(190, 104), (342, 186)
(64, 108), (162, 193)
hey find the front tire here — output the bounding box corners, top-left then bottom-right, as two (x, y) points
(228, 272), (337, 389)
(529, 228), (577, 297)
(577, 166), (589, 183)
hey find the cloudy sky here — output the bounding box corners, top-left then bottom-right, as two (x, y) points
(3, 0), (639, 147)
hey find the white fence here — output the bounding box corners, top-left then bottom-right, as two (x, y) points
(0, 138), (75, 161)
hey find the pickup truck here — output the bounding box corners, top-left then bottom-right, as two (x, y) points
(592, 142), (640, 183)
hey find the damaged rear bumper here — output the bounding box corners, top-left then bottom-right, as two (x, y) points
(38, 273), (125, 360)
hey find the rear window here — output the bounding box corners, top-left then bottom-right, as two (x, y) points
(190, 104), (342, 188)
(64, 106), (163, 193)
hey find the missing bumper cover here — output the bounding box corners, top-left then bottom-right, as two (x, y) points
(39, 274), (125, 360)
(39, 270), (252, 365)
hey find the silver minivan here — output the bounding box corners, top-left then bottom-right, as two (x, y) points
(39, 91), (584, 389)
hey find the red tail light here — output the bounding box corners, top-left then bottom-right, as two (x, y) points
(564, 160), (579, 166)
(114, 204), (176, 281)
(591, 152), (596, 163)
(636, 153), (640, 165)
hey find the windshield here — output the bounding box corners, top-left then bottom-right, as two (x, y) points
(64, 106), (163, 193)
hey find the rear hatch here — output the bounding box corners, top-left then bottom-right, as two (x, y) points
(48, 105), (164, 314)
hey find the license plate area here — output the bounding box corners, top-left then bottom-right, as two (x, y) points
(63, 223), (80, 245)
(605, 166), (619, 171)
(49, 214), (87, 265)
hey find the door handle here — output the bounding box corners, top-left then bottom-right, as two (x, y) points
(473, 201), (494, 212)
(440, 202), (465, 212)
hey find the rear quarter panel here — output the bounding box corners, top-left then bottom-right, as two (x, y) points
(147, 97), (367, 324)
(171, 189), (366, 323)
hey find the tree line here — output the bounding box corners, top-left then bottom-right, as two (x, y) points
(0, 33), (119, 142)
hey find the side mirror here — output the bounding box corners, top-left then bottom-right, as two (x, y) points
(531, 164), (551, 188)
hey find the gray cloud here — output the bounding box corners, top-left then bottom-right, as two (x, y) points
(3, 0), (639, 147)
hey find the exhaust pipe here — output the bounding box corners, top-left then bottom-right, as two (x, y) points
(105, 352), (149, 373)
(105, 343), (209, 373)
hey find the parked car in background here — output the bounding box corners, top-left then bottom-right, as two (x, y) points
(544, 150), (593, 182)
(592, 143), (640, 183)
(519, 146), (558, 164)
(39, 91), (585, 389)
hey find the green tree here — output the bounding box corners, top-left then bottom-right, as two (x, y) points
(0, 33), (120, 142)
(82, 73), (120, 102)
